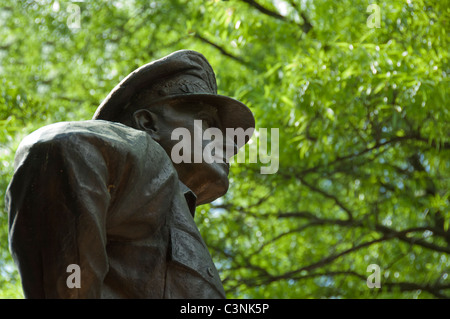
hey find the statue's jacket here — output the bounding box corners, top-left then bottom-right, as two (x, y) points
(6, 120), (226, 298)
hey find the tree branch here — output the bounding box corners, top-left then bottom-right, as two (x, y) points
(231, 266), (450, 298)
(296, 175), (354, 221)
(375, 224), (450, 254)
(240, 0), (286, 21)
(286, 0), (313, 33)
(193, 33), (247, 65)
(240, 0), (312, 33)
(291, 133), (439, 178)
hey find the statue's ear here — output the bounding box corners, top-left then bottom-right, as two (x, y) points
(133, 109), (160, 141)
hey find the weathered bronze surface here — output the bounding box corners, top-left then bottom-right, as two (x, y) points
(5, 50), (255, 298)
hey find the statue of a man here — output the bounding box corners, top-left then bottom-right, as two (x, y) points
(5, 50), (255, 298)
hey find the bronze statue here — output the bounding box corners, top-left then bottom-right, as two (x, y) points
(5, 50), (255, 298)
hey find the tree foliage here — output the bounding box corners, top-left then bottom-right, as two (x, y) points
(0, 0), (449, 298)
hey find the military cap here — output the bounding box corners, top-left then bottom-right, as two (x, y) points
(93, 50), (255, 146)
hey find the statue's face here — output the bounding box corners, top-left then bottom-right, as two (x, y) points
(134, 102), (236, 205)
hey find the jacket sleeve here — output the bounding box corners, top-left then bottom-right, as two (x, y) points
(6, 132), (111, 298)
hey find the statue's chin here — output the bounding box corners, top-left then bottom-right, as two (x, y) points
(191, 162), (230, 206)
(195, 179), (229, 206)
(175, 160), (230, 206)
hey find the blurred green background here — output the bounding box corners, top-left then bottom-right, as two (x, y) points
(0, 0), (449, 298)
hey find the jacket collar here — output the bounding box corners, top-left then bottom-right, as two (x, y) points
(179, 182), (197, 218)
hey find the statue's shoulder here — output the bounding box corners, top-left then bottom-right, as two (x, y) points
(15, 120), (158, 167)
(19, 120), (148, 148)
